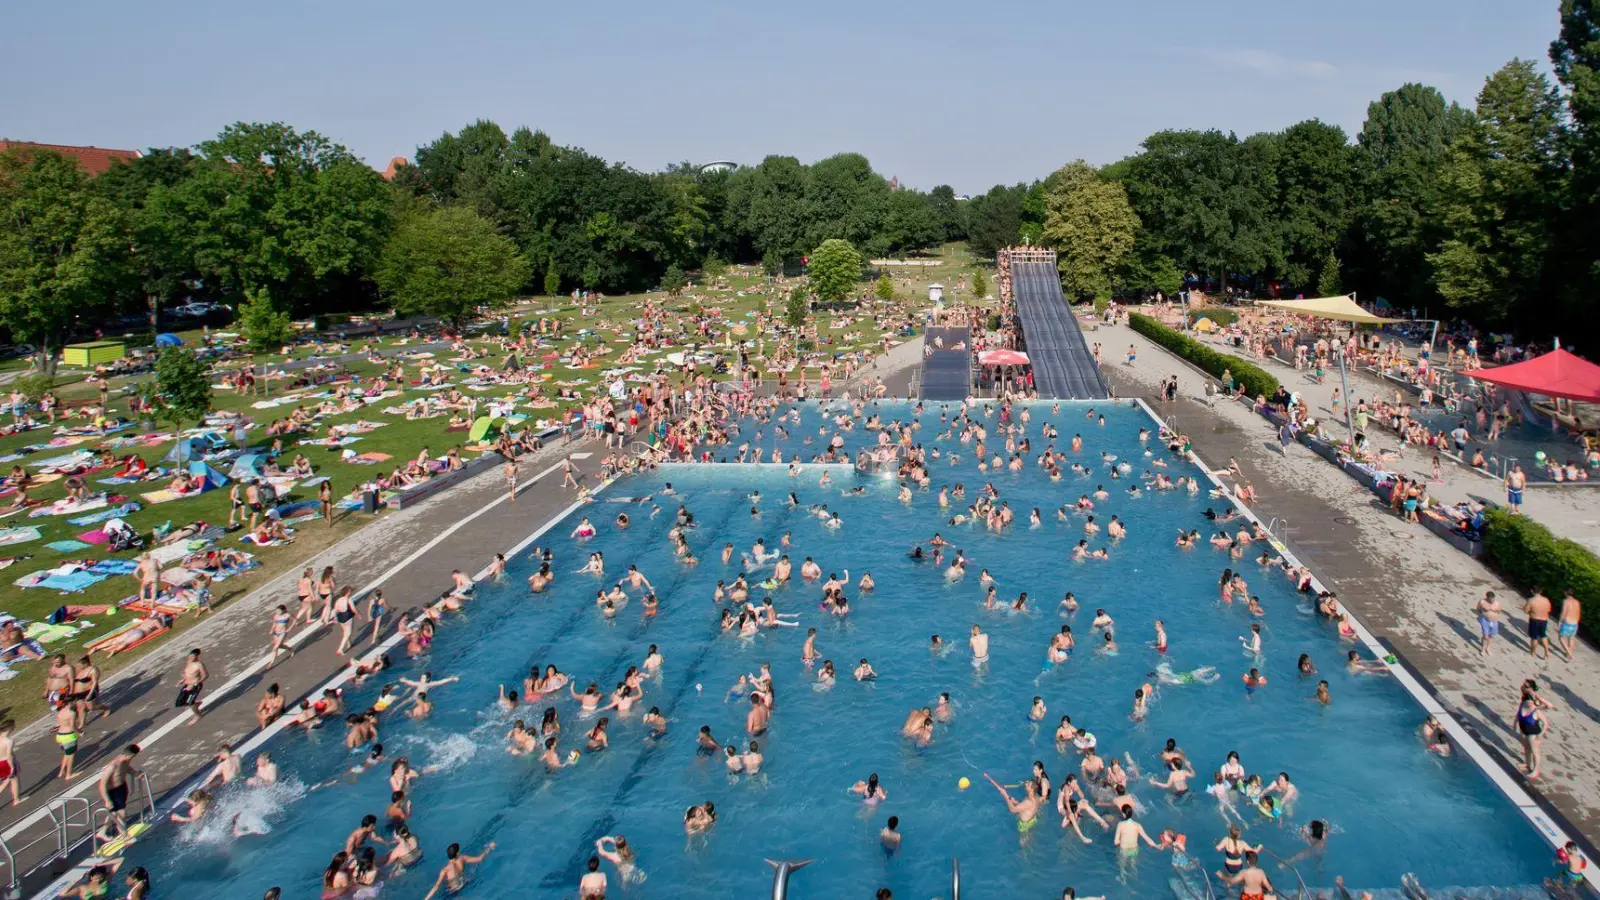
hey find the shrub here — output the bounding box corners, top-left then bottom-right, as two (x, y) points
(1092, 297), (1110, 317)
(13, 373), (55, 401)
(1128, 313), (1279, 398)
(1481, 508), (1600, 646)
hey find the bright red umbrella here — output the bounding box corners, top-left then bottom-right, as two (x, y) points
(1464, 348), (1600, 403)
(978, 349), (1030, 367)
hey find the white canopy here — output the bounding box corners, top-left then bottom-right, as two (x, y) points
(1254, 294), (1405, 325)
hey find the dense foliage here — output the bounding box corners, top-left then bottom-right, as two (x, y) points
(1482, 508), (1598, 646)
(1128, 313), (1280, 398)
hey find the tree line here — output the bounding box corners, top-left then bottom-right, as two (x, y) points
(0, 119), (966, 366)
(963, 1), (1600, 345)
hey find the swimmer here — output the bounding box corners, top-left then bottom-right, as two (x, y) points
(969, 625), (989, 667)
(854, 658), (878, 681)
(851, 772), (888, 803)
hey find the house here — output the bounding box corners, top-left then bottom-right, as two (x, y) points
(382, 156), (408, 181)
(0, 140), (141, 175)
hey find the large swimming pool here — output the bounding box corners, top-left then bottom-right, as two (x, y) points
(121, 401), (1552, 898)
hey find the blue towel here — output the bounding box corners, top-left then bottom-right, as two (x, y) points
(67, 502), (141, 526)
(45, 540), (91, 553)
(35, 571), (106, 592)
(88, 559), (139, 576)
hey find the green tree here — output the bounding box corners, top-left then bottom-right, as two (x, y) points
(807, 238), (863, 305)
(0, 148), (122, 373)
(702, 255), (728, 279)
(376, 206), (531, 329)
(94, 148), (201, 329)
(785, 291), (809, 327)
(238, 287), (293, 352)
(1345, 84), (1473, 313)
(1429, 59), (1565, 327)
(1549, 1), (1600, 334)
(928, 184), (966, 241)
(972, 268), (988, 299)
(965, 184), (1027, 257)
(875, 274), (895, 300)
(1042, 161), (1141, 301)
(1316, 249), (1343, 297)
(1269, 121), (1357, 288)
(544, 262), (561, 296)
(148, 347), (213, 457)
(662, 264), (688, 297)
(762, 249), (784, 277)
(170, 122), (392, 314)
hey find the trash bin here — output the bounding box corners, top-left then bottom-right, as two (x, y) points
(362, 489), (379, 514)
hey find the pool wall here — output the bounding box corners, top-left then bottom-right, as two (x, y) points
(34, 398), (1592, 897)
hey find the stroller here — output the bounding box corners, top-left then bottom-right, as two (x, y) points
(103, 517), (145, 553)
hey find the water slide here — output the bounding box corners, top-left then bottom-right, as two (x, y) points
(1010, 261), (1110, 399)
(920, 326), (973, 400)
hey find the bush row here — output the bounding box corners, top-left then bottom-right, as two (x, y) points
(1128, 313), (1280, 398)
(1482, 508), (1599, 646)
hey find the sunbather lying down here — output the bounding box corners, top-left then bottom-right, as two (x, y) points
(90, 615), (169, 656)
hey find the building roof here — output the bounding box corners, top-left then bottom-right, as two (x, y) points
(0, 140), (141, 175)
(381, 157), (408, 181)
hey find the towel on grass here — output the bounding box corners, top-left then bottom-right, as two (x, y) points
(138, 489), (186, 505)
(67, 502), (141, 526)
(77, 530), (110, 544)
(88, 559), (139, 576)
(0, 527), (42, 547)
(45, 540), (91, 553)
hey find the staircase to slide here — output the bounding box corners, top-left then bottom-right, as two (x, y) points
(1010, 260), (1110, 399)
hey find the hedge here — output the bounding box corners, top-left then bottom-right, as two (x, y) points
(1128, 313), (1280, 398)
(1481, 507), (1600, 646)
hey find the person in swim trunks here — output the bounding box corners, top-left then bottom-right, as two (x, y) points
(1474, 590), (1502, 657)
(1524, 589), (1553, 660)
(54, 699), (79, 780)
(1216, 849), (1273, 900)
(983, 772), (1039, 837)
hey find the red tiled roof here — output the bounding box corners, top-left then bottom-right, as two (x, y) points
(0, 141), (141, 176)
(382, 157), (408, 181)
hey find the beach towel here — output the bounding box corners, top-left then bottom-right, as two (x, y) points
(0, 527), (42, 547)
(300, 476), (329, 488)
(138, 489), (186, 505)
(88, 559), (139, 576)
(28, 450), (96, 469)
(30, 496), (109, 518)
(45, 540), (92, 553)
(358, 452), (391, 463)
(160, 568), (198, 587)
(77, 530), (110, 544)
(36, 571), (107, 592)
(273, 500), (320, 517)
(147, 543), (196, 566)
(68, 502), (141, 526)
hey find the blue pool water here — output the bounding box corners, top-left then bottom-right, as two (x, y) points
(123, 401), (1552, 898)
(1410, 377), (1592, 482)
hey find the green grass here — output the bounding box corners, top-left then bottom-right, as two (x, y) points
(0, 245), (989, 721)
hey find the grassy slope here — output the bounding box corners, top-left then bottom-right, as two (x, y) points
(0, 248), (984, 721)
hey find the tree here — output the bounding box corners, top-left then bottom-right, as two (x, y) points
(785, 291), (809, 327)
(544, 262), (561, 296)
(1269, 121), (1357, 288)
(1041, 161), (1141, 301)
(0, 148), (121, 373)
(662, 264), (688, 297)
(762, 249), (784, 277)
(1346, 84), (1473, 312)
(875, 274), (895, 301)
(1316, 249), (1343, 297)
(148, 347), (212, 458)
(94, 149), (201, 328)
(972, 268), (988, 299)
(928, 184), (966, 241)
(965, 184), (1027, 257)
(702, 255), (728, 279)
(1550, 1), (1600, 334)
(376, 206), (530, 328)
(238, 287), (293, 352)
(169, 122), (392, 314)
(807, 238), (862, 305)
(1429, 59), (1565, 327)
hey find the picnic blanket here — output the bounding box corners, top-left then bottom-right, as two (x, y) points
(45, 540), (92, 553)
(0, 527), (42, 547)
(68, 502), (141, 526)
(14, 565), (107, 593)
(27, 450), (96, 469)
(30, 496), (109, 518)
(88, 559), (140, 576)
(138, 489), (189, 505)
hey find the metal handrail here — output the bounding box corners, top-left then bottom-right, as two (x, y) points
(765, 858), (812, 899)
(951, 858), (961, 900)
(46, 797), (91, 862)
(1262, 847), (1312, 900)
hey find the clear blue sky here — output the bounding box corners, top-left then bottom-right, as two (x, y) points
(2, 0), (1557, 194)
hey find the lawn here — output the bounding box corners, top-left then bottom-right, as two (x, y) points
(0, 245), (989, 721)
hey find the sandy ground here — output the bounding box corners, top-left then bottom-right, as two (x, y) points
(1098, 318), (1600, 844)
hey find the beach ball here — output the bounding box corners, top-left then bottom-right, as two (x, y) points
(958, 777), (971, 790)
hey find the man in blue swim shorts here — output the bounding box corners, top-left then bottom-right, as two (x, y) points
(1557, 588), (1582, 662)
(1505, 463), (1526, 514)
(1474, 590), (1502, 657)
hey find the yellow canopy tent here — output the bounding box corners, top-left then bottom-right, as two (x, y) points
(1253, 294), (1405, 325)
(1192, 317), (1217, 332)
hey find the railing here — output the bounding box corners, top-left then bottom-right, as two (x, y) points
(765, 858), (812, 899)
(1263, 847), (1312, 900)
(951, 858), (961, 900)
(0, 771), (157, 895)
(1265, 517), (1292, 544)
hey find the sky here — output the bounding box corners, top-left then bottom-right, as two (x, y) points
(1, 0), (1560, 195)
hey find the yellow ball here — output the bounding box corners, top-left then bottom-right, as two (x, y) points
(958, 777), (971, 790)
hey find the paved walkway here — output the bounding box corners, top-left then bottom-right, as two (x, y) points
(1100, 318), (1600, 845)
(1, 434), (599, 894)
(1187, 328), (1600, 555)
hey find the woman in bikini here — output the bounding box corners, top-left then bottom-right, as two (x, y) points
(1516, 682), (1555, 779)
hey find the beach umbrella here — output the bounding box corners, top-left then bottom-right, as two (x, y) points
(155, 333), (184, 347)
